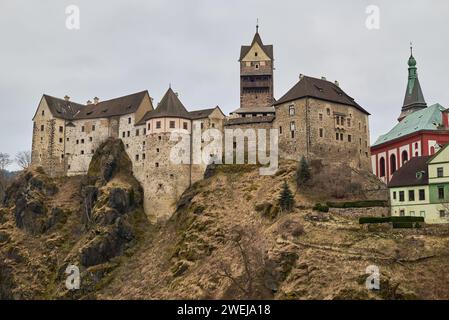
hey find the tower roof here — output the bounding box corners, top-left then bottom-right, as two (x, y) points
(139, 87), (190, 121)
(399, 47), (427, 121)
(239, 30), (273, 61)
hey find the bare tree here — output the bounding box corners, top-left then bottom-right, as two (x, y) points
(215, 225), (267, 298)
(15, 151), (31, 170)
(0, 153), (12, 204)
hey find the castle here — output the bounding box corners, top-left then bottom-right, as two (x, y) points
(31, 27), (371, 220)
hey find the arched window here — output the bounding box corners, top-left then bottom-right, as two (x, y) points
(430, 146), (435, 155)
(390, 154), (397, 174)
(379, 157), (386, 177)
(402, 150), (408, 165)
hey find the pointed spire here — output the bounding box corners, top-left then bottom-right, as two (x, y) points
(398, 44), (427, 121)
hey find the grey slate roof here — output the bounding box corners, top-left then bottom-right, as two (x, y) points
(239, 32), (273, 61)
(42, 91), (149, 120)
(42, 95), (84, 120)
(388, 156), (430, 188)
(188, 108), (221, 120)
(231, 106), (275, 114)
(273, 76), (370, 115)
(225, 116), (275, 126)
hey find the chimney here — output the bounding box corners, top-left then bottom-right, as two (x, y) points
(321, 76), (327, 81)
(299, 74), (304, 80)
(442, 109), (449, 129)
(93, 97), (100, 105)
(64, 95), (70, 101)
(334, 80), (340, 87)
(86, 100), (92, 105)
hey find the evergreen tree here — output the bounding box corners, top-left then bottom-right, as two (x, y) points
(296, 156), (311, 187)
(279, 181), (295, 212)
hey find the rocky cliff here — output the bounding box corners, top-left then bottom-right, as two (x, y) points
(1, 144), (449, 300)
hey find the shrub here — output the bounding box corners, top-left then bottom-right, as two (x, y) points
(327, 200), (387, 208)
(279, 181), (295, 212)
(296, 157), (311, 187)
(313, 203), (329, 212)
(359, 217), (390, 224)
(390, 216), (424, 223)
(392, 222), (414, 229)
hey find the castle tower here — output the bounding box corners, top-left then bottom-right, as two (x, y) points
(398, 45), (427, 121)
(239, 24), (274, 109)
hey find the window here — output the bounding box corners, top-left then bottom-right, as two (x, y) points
(290, 121), (295, 131)
(76, 140), (79, 144)
(155, 162), (159, 167)
(91, 150), (94, 154)
(393, 191), (396, 200)
(348, 135), (352, 142)
(148, 123), (151, 130)
(142, 154), (146, 160)
(336, 117), (340, 125)
(183, 122), (188, 130)
(59, 126), (63, 133)
(156, 121), (161, 129)
(326, 108), (330, 115)
(400, 209), (405, 216)
(340, 133), (343, 141)
(440, 210), (446, 218)
(291, 131), (295, 139)
(319, 114), (323, 121)
(420, 211), (426, 217)
(410, 211), (415, 216)
(128, 117), (131, 124)
(41, 110), (45, 116)
(122, 132), (125, 138)
(211, 123), (215, 128)
(61, 154), (64, 159)
(143, 128), (147, 135)
(289, 105), (295, 116)
(41, 125), (44, 131)
(336, 132), (339, 141)
(89, 137), (93, 142)
(92, 125), (96, 131)
(136, 129), (140, 136)
(438, 186), (445, 200)
(81, 139), (84, 144)
(379, 157), (386, 177)
(156, 148), (160, 153)
(81, 150), (84, 155)
(408, 190), (415, 201)
(67, 138), (69, 142)
(319, 128), (323, 138)
(255, 52), (258, 57)
(347, 119), (351, 127)
(399, 191), (405, 202)
(158, 136), (161, 141)
(279, 126), (282, 134)
(419, 189), (425, 201)
(402, 151), (408, 165)
(200, 122), (204, 130)
(390, 154), (397, 174)
(81, 126), (85, 132)
(437, 167), (444, 177)
(127, 131), (130, 137)
(59, 138), (63, 143)
(135, 155), (139, 161)
(169, 121), (175, 129)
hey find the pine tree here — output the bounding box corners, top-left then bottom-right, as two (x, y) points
(296, 156), (311, 187)
(279, 181), (295, 212)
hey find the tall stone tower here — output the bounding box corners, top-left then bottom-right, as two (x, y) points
(398, 45), (427, 121)
(239, 25), (274, 109)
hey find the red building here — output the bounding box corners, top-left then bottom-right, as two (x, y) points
(371, 49), (449, 182)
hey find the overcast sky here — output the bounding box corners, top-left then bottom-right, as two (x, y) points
(1, 0), (448, 170)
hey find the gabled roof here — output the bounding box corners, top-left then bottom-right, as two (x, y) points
(373, 103), (445, 147)
(137, 88), (190, 124)
(41, 95), (85, 120)
(189, 106), (225, 120)
(75, 91), (149, 119)
(388, 156), (430, 188)
(273, 76), (369, 114)
(239, 32), (273, 61)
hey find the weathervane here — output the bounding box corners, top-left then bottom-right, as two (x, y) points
(256, 18), (259, 33)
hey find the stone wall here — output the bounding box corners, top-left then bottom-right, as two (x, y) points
(274, 97), (371, 170)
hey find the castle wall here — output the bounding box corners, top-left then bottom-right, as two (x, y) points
(274, 97), (371, 170)
(31, 99), (66, 177)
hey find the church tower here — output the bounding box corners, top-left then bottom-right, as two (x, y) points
(239, 24), (274, 109)
(398, 45), (427, 121)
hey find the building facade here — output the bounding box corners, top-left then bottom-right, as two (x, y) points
(388, 143), (449, 224)
(371, 50), (449, 183)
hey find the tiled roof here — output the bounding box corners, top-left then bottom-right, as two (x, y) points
(388, 156), (430, 188)
(273, 76), (369, 115)
(42, 95), (84, 120)
(189, 108), (217, 120)
(373, 103), (445, 147)
(225, 116), (275, 126)
(74, 91), (148, 119)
